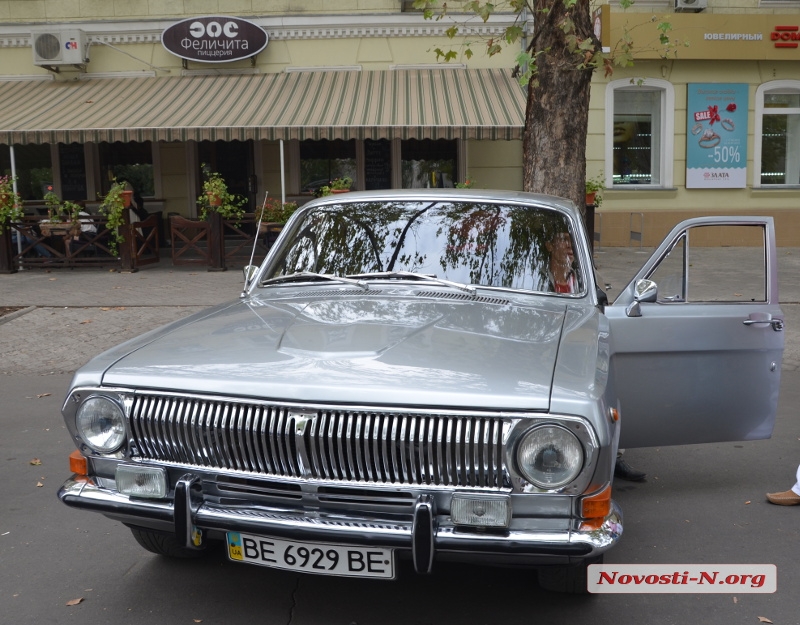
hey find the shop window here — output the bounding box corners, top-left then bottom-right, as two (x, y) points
(401, 139), (457, 188)
(299, 140), (356, 194)
(0, 144), (52, 200)
(754, 81), (800, 187)
(99, 141), (154, 197)
(198, 140), (254, 206)
(605, 79), (674, 188)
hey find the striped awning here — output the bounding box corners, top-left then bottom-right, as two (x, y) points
(0, 68), (526, 145)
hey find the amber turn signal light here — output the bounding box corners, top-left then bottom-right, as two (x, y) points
(69, 449), (88, 476)
(581, 484), (611, 520)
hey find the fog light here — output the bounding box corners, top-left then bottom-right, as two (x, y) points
(116, 465), (168, 498)
(451, 494), (511, 528)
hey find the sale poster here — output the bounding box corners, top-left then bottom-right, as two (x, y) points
(686, 84), (748, 189)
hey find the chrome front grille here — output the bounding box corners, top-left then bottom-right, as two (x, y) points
(128, 394), (510, 488)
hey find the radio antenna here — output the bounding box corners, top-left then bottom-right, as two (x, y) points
(242, 191), (268, 296)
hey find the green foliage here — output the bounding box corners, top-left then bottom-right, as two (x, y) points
(419, 1), (686, 88)
(318, 176), (353, 197)
(585, 173), (604, 208)
(43, 191), (82, 224)
(99, 179), (128, 256)
(255, 197), (299, 224)
(197, 165), (247, 222)
(0, 174), (23, 233)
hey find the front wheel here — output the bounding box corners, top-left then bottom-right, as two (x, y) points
(129, 527), (208, 559)
(537, 556), (603, 594)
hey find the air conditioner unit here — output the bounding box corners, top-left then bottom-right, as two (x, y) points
(675, 0), (707, 12)
(32, 29), (88, 67)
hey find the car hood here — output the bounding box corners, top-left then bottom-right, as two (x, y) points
(97, 292), (569, 411)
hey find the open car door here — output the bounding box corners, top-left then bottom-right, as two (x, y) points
(605, 217), (784, 448)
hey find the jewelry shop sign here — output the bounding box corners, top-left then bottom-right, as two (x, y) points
(686, 83), (748, 189)
(162, 16), (268, 63)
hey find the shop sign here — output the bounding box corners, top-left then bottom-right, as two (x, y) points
(771, 26), (800, 49)
(162, 16), (268, 63)
(686, 84), (748, 189)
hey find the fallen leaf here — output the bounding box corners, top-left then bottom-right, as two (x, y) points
(113, 306), (126, 310)
(36, 482), (43, 487)
(66, 597), (84, 606)
(734, 292), (742, 297)
(745, 500), (751, 505)
(29, 458), (42, 466)
(37, 393), (51, 398)
(758, 618), (773, 623)
(79, 320), (92, 324)
(101, 307), (111, 311)
(49, 277), (57, 281)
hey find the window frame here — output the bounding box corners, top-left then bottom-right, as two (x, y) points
(604, 78), (674, 190)
(287, 138), (466, 193)
(753, 80), (800, 189)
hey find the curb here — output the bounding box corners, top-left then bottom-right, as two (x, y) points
(0, 306), (37, 326)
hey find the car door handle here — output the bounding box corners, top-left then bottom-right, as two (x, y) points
(743, 314), (784, 331)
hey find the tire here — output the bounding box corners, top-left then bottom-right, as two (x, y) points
(537, 556), (603, 594)
(129, 527), (208, 559)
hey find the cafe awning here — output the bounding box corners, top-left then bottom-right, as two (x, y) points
(0, 68), (527, 145)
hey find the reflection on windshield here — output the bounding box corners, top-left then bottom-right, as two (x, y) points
(265, 201), (584, 294)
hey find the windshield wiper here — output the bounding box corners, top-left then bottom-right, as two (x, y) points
(347, 271), (476, 294)
(260, 272), (369, 290)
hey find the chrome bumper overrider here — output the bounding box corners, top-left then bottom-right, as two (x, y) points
(58, 476), (623, 570)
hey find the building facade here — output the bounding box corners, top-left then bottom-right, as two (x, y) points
(1, 1), (799, 246)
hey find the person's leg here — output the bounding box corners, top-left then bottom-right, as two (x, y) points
(614, 449), (646, 482)
(766, 463), (800, 505)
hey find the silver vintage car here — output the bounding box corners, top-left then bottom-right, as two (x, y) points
(58, 190), (784, 592)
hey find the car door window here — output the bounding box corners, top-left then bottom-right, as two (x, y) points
(648, 224), (766, 303)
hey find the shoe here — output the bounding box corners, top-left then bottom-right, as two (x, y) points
(766, 489), (800, 506)
(614, 458), (646, 482)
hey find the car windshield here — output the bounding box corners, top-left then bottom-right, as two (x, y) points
(263, 200), (584, 295)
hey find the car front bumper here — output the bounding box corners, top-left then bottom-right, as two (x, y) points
(58, 474), (623, 571)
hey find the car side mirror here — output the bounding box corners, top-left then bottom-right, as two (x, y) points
(626, 279), (657, 317)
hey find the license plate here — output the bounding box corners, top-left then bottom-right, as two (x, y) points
(227, 532), (395, 579)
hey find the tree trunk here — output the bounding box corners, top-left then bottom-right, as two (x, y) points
(524, 0), (596, 211)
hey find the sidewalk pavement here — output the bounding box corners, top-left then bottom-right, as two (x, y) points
(1, 248), (798, 376)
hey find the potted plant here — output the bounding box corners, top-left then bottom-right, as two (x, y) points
(455, 177), (476, 189)
(255, 197), (299, 231)
(0, 174), (23, 235)
(318, 176), (353, 196)
(99, 179), (129, 256)
(41, 191), (84, 236)
(585, 174), (604, 208)
(197, 166), (247, 222)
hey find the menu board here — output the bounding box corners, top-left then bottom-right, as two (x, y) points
(59, 143), (87, 201)
(364, 139), (391, 190)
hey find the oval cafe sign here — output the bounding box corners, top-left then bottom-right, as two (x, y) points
(162, 16), (268, 63)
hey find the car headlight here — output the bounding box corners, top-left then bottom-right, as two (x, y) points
(516, 425), (584, 489)
(76, 396), (126, 453)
